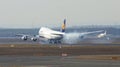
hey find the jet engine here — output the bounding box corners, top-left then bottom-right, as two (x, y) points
(31, 37), (37, 41)
(79, 35), (84, 39)
(21, 35), (28, 41)
(97, 31), (106, 38)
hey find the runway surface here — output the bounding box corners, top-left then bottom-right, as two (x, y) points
(0, 37), (120, 67)
(0, 44), (120, 56)
(0, 44), (119, 67)
(0, 56), (120, 67)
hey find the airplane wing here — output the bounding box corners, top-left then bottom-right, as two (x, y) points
(80, 30), (105, 35)
(16, 34), (39, 41)
(78, 30), (106, 39)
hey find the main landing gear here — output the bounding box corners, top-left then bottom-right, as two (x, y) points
(49, 39), (61, 44)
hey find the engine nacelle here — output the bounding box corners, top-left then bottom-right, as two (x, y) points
(79, 35), (84, 39)
(21, 36), (28, 41)
(97, 31), (106, 38)
(31, 37), (37, 41)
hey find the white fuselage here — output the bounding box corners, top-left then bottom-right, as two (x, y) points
(39, 27), (65, 40)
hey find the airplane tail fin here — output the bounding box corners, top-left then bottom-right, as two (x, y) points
(61, 19), (66, 32)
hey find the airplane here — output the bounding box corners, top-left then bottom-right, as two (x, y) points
(17, 19), (106, 44)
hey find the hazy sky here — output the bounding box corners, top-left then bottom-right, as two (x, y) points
(0, 0), (120, 28)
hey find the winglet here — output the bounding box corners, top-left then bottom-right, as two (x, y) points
(97, 30), (107, 38)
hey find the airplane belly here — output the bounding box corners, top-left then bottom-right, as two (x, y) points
(40, 34), (63, 40)
(50, 35), (63, 40)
